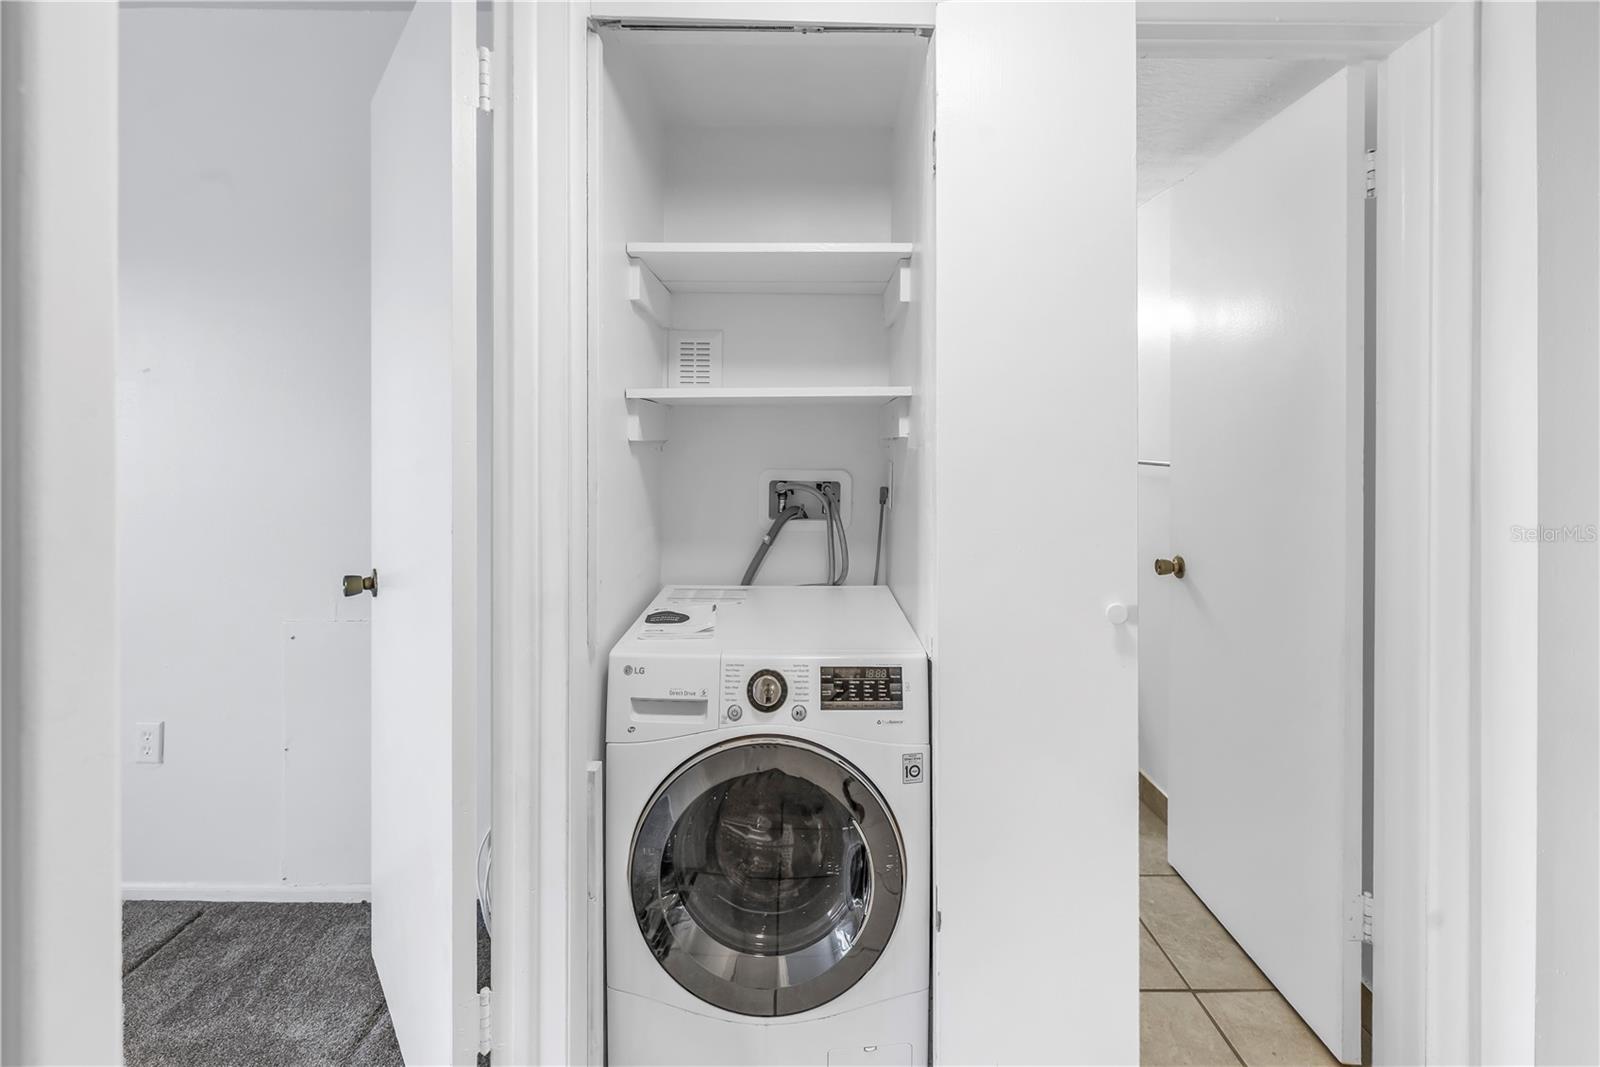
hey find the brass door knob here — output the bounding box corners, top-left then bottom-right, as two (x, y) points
(343, 570), (378, 598)
(1154, 555), (1186, 579)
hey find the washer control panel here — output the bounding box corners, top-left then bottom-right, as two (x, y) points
(722, 660), (811, 721)
(719, 658), (923, 738)
(821, 665), (904, 710)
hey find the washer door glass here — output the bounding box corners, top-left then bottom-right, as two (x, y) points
(630, 736), (906, 1017)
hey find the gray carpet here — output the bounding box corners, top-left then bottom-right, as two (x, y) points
(123, 901), (403, 1067)
(124, 901), (492, 1066)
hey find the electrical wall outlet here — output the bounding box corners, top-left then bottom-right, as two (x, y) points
(135, 721), (165, 764)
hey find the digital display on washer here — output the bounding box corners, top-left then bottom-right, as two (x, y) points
(821, 665), (903, 710)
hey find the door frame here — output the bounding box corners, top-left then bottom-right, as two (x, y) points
(489, 2), (588, 1064)
(1138, 2), (1478, 1064)
(0, 3), (123, 1062)
(1372, 8), (1479, 1063)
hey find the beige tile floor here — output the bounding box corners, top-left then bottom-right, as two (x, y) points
(1139, 803), (1342, 1067)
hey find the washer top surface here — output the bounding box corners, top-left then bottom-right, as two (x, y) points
(614, 585), (924, 657)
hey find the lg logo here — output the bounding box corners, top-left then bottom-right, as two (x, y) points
(623, 664), (646, 677)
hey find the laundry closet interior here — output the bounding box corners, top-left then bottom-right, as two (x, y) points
(582, 23), (937, 638)
(578, 21), (941, 1060)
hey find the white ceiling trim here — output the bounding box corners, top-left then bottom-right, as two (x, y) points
(1137, 1), (1452, 59)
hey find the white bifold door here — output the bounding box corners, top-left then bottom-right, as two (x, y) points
(1163, 67), (1366, 1063)
(369, 2), (481, 1064)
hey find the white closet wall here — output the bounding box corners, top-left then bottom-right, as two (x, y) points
(884, 40), (938, 642)
(587, 30), (668, 681)
(662, 126), (893, 240)
(119, 7), (406, 897)
(931, 3), (1138, 1060)
(1531, 2), (1600, 1057)
(1477, 7), (1541, 1059)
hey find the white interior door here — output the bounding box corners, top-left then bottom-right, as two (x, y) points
(369, 2), (480, 1063)
(1165, 67), (1365, 1063)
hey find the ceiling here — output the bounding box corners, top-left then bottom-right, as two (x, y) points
(1138, 58), (1343, 203)
(609, 33), (1350, 199)
(606, 29), (927, 128)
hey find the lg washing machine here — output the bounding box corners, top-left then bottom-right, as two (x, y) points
(605, 585), (931, 1066)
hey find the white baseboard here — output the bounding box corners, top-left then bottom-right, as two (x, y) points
(1138, 770), (1169, 822)
(123, 882), (371, 903)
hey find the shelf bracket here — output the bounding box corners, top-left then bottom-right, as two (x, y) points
(625, 398), (669, 444)
(882, 261), (912, 328)
(881, 396), (912, 441)
(627, 259), (673, 329)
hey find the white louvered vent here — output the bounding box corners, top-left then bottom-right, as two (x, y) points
(667, 330), (723, 388)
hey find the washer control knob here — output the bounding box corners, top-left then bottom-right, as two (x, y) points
(792, 705), (808, 722)
(747, 670), (788, 712)
(727, 705), (743, 722)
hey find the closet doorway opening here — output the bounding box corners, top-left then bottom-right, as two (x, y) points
(117, 4), (493, 1064)
(1131, 4), (1467, 1063)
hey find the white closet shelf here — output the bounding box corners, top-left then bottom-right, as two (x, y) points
(625, 386), (913, 407)
(626, 242), (913, 295)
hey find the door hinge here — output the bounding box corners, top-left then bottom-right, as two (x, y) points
(1346, 891), (1374, 944)
(477, 46), (494, 113)
(478, 986), (493, 1055)
(1365, 148), (1377, 199)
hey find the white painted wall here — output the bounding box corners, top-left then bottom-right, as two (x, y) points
(654, 293), (894, 588)
(657, 400), (891, 588)
(0, 3), (122, 1060)
(588, 28), (669, 712)
(662, 125), (893, 241)
(119, 6), (406, 898)
(1137, 190), (1174, 793)
(1462, 5), (1600, 1059)
(932, 3), (1138, 1060)
(885, 45), (938, 643)
(1478, 5), (1540, 1060)
(1532, 3), (1600, 1060)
